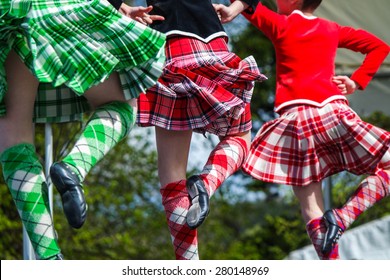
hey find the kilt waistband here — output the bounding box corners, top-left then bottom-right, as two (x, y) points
(278, 99), (349, 116)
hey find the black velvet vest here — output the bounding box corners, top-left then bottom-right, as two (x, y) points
(146, 0), (226, 41)
(108, 0), (259, 41)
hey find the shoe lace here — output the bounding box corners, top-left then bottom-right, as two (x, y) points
(332, 228), (343, 246)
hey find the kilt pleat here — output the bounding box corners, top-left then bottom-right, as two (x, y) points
(1, 0), (166, 121)
(243, 100), (390, 186)
(137, 36), (267, 136)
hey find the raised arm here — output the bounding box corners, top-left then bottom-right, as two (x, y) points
(338, 26), (390, 90)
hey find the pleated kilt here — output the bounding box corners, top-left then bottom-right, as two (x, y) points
(0, 0), (166, 122)
(243, 100), (390, 186)
(137, 36), (267, 136)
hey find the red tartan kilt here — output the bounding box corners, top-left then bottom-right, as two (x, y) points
(243, 100), (390, 186)
(137, 36), (266, 136)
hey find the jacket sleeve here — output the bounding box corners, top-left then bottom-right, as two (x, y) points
(107, 0), (123, 10)
(338, 25), (390, 90)
(236, 1), (284, 41)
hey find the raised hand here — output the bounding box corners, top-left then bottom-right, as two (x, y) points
(213, 4), (236, 24)
(119, 4), (164, 25)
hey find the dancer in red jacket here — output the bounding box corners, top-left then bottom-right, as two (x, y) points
(215, 0), (390, 259)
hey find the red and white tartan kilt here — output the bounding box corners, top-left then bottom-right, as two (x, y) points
(137, 36), (266, 136)
(243, 100), (390, 186)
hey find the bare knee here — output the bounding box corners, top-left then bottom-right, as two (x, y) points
(83, 73), (126, 108)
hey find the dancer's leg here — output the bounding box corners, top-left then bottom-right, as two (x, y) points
(156, 127), (198, 259)
(155, 128), (192, 187)
(0, 50), (37, 150)
(186, 131), (250, 228)
(334, 150), (390, 228)
(58, 73), (136, 180)
(59, 100), (135, 180)
(1, 51), (62, 259)
(306, 217), (339, 260)
(1, 144), (62, 259)
(160, 180), (199, 260)
(321, 149), (390, 254)
(293, 182), (339, 259)
(50, 73), (136, 228)
(197, 132), (250, 197)
(292, 182), (324, 224)
(332, 171), (389, 226)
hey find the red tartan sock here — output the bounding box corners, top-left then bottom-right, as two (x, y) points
(334, 169), (390, 230)
(306, 217), (339, 260)
(160, 180), (199, 260)
(199, 136), (248, 197)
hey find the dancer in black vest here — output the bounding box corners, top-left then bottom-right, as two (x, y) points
(136, 0), (266, 260)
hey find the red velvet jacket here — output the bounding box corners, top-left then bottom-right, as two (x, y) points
(240, 2), (389, 112)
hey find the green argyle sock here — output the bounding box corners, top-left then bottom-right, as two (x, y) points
(1, 143), (61, 259)
(62, 101), (135, 180)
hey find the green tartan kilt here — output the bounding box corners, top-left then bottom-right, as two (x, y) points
(0, 0), (166, 123)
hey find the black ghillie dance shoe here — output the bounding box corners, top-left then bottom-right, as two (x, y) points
(322, 210), (344, 254)
(50, 162), (87, 229)
(186, 175), (210, 229)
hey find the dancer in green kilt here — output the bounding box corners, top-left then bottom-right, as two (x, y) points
(0, 0), (165, 259)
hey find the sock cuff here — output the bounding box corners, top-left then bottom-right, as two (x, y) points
(160, 180), (187, 204)
(95, 101), (136, 137)
(222, 135), (249, 155)
(0, 143), (36, 163)
(306, 216), (323, 231)
(0, 143), (42, 182)
(375, 169), (390, 195)
(217, 136), (249, 169)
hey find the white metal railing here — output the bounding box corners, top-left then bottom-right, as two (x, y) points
(23, 124), (53, 260)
